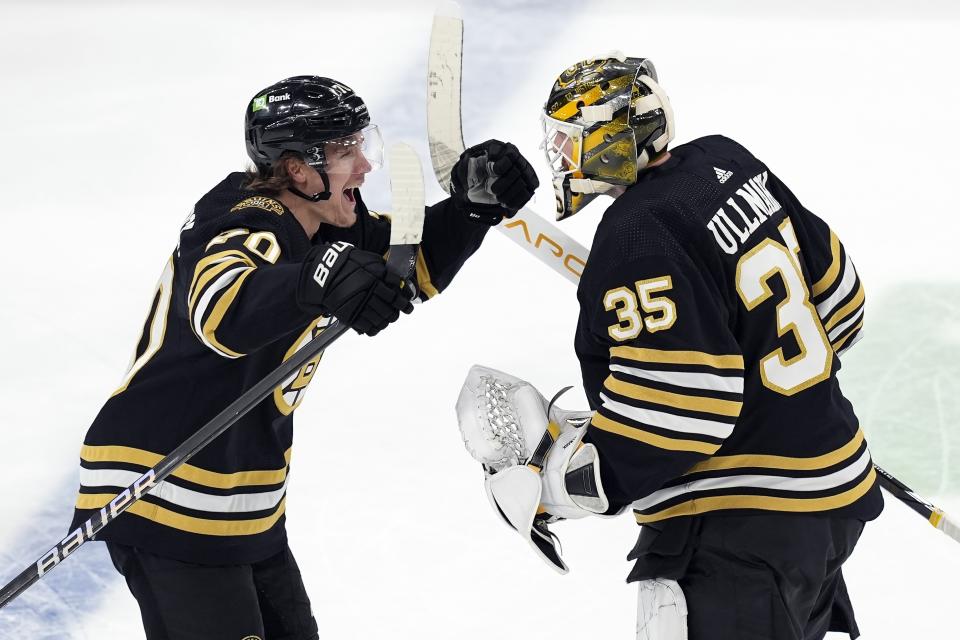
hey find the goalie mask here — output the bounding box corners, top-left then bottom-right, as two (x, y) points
(541, 55), (675, 220)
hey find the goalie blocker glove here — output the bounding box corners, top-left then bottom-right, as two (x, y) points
(451, 140), (539, 225)
(298, 241), (414, 336)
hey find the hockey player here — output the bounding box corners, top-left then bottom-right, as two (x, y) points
(70, 75), (538, 640)
(457, 56), (880, 639)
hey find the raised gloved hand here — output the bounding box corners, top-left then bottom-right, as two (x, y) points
(450, 139), (539, 225)
(298, 241), (414, 336)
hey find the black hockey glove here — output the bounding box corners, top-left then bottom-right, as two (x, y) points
(298, 241), (414, 336)
(450, 139), (539, 225)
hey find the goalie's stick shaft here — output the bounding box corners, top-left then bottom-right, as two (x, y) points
(874, 466), (960, 544)
(426, 3), (959, 546)
(0, 143), (428, 611)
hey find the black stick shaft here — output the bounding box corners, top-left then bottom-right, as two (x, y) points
(0, 242), (422, 609)
(874, 463), (939, 522)
(0, 319), (349, 610)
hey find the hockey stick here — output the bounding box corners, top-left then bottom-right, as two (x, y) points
(874, 466), (960, 544)
(427, 4), (960, 547)
(427, 1), (588, 285)
(0, 143), (427, 610)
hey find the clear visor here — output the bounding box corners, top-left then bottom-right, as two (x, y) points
(305, 124), (384, 174)
(539, 114), (584, 176)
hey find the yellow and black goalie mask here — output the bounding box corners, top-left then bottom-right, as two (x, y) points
(541, 55), (674, 220)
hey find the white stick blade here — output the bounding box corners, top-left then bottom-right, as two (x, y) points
(387, 142), (426, 247)
(427, 1), (465, 192)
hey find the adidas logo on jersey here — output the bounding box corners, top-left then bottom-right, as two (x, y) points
(714, 167), (733, 184)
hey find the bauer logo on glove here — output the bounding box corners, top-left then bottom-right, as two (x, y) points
(455, 364), (609, 574)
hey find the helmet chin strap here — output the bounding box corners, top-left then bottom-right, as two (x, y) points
(289, 171), (332, 202)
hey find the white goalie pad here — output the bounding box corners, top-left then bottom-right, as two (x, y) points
(457, 364), (610, 574)
(636, 579), (688, 640)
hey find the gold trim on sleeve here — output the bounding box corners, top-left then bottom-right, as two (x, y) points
(811, 231), (841, 297)
(591, 413), (720, 455)
(609, 346), (744, 370)
(415, 249), (439, 298)
(603, 376), (742, 417)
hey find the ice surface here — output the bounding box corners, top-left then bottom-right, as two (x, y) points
(0, 0), (957, 638)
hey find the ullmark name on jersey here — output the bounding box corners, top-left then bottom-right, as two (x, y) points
(706, 170), (783, 254)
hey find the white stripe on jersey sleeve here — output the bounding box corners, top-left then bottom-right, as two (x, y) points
(815, 255), (856, 319)
(599, 393), (736, 439)
(80, 467), (287, 514)
(828, 306), (865, 342)
(610, 364), (744, 394)
(190, 265), (252, 359)
(631, 448), (872, 511)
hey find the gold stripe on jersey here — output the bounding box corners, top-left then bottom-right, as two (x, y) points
(832, 319), (864, 352)
(603, 375), (742, 417)
(610, 346), (744, 370)
(811, 230), (841, 297)
(80, 444), (292, 489)
(823, 282), (865, 332)
(415, 249), (439, 299)
(686, 428), (865, 473)
(188, 250), (256, 311)
(189, 257), (245, 311)
(591, 412), (721, 455)
(77, 494), (286, 536)
(634, 466), (877, 523)
(198, 267), (257, 358)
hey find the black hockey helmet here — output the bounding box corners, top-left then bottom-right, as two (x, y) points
(245, 76), (383, 201)
(245, 75), (372, 171)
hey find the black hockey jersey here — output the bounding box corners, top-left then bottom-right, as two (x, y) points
(577, 136), (882, 524)
(71, 172), (488, 564)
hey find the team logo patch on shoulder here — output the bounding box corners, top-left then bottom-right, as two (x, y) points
(231, 196), (285, 216)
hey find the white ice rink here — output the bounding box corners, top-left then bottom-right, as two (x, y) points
(1, 0), (959, 637)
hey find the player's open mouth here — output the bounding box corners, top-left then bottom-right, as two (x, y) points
(343, 188), (356, 205)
